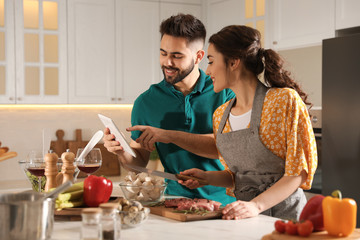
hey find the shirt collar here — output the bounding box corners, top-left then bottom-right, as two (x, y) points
(163, 69), (207, 94)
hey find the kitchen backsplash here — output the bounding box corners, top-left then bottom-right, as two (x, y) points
(0, 106), (132, 181)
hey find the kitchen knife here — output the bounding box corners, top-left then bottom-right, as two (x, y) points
(126, 164), (208, 185)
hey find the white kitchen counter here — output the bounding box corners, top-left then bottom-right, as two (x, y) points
(52, 214), (277, 240)
(0, 178), (277, 240)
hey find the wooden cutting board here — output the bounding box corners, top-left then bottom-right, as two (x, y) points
(54, 198), (120, 221)
(50, 129), (120, 177)
(149, 205), (222, 222)
(262, 229), (360, 240)
(54, 207), (84, 221)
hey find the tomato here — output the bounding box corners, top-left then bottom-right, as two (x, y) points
(298, 220), (314, 237)
(285, 221), (298, 235)
(274, 220), (286, 233)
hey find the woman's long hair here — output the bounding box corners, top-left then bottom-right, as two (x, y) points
(209, 25), (311, 107)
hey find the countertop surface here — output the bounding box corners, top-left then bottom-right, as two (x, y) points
(52, 213), (277, 240)
(0, 178), (278, 240)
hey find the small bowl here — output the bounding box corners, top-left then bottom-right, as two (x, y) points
(119, 181), (167, 206)
(18, 159), (79, 192)
(119, 207), (150, 228)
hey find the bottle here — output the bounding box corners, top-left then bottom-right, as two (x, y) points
(81, 208), (102, 240)
(99, 202), (121, 240)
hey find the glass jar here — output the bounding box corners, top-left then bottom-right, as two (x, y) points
(99, 202), (121, 240)
(81, 208), (102, 240)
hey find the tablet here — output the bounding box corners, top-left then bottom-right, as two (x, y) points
(98, 114), (136, 158)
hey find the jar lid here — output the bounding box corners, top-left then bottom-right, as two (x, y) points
(99, 202), (119, 210)
(82, 208), (102, 215)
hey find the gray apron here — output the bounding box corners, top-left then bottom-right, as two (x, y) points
(216, 82), (306, 219)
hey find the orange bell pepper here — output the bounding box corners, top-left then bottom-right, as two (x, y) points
(322, 190), (357, 237)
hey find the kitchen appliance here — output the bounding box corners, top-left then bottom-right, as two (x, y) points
(126, 164), (208, 185)
(308, 107), (322, 194)
(322, 32), (360, 227)
(0, 181), (72, 240)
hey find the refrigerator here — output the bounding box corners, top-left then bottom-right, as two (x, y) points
(322, 33), (360, 227)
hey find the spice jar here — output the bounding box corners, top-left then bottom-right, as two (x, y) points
(81, 208), (102, 240)
(99, 202), (121, 240)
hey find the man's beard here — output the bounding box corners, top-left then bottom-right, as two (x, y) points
(162, 60), (195, 85)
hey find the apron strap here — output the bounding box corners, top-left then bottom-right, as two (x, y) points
(217, 98), (235, 135)
(216, 81), (268, 136)
(249, 82), (268, 130)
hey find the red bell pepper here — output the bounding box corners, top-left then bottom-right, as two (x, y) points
(299, 194), (325, 231)
(83, 175), (113, 207)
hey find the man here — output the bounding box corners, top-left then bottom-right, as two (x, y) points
(103, 14), (235, 205)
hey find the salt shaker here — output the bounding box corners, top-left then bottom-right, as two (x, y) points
(81, 208), (102, 240)
(61, 149), (75, 183)
(99, 202), (121, 240)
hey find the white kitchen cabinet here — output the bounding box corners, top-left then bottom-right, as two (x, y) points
(115, 0), (160, 104)
(269, 0), (335, 50)
(1, 0), (67, 104)
(206, 0), (270, 49)
(206, 0), (244, 39)
(0, 0), (15, 103)
(335, 0), (360, 30)
(67, 0), (115, 104)
(115, 0), (204, 104)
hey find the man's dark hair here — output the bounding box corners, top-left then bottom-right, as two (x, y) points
(159, 13), (206, 45)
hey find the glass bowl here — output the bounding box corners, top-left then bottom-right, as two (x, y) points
(119, 207), (150, 228)
(119, 181), (167, 206)
(18, 159), (79, 192)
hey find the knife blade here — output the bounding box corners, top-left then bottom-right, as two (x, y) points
(126, 164), (208, 185)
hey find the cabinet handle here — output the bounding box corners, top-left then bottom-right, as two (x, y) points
(111, 98), (116, 101)
(117, 98), (122, 101)
(17, 97), (22, 101)
(9, 97), (14, 101)
(273, 41), (278, 45)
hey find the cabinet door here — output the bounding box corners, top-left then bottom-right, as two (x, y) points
(206, 0), (270, 48)
(116, 0), (160, 104)
(336, 0), (360, 30)
(0, 0), (16, 103)
(14, 0), (67, 103)
(270, 0), (335, 50)
(206, 0), (244, 37)
(68, 0), (115, 104)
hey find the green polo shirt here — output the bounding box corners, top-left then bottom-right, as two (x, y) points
(131, 69), (235, 205)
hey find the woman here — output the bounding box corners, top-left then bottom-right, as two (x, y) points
(179, 25), (317, 220)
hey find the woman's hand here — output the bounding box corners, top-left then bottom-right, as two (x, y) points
(222, 200), (261, 220)
(178, 168), (208, 189)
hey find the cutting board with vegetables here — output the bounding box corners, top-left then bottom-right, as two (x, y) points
(148, 205), (222, 222)
(54, 197), (120, 221)
(262, 229), (360, 240)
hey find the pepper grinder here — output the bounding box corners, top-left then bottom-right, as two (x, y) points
(44, 151), (59, 192)
(61, 149), (75, 183)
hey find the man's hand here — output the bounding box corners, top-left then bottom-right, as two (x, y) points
(127, 125), (171, 152)
(103, 128), (126, 155)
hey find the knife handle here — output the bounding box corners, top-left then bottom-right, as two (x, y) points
(175, 174), (208, 186)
